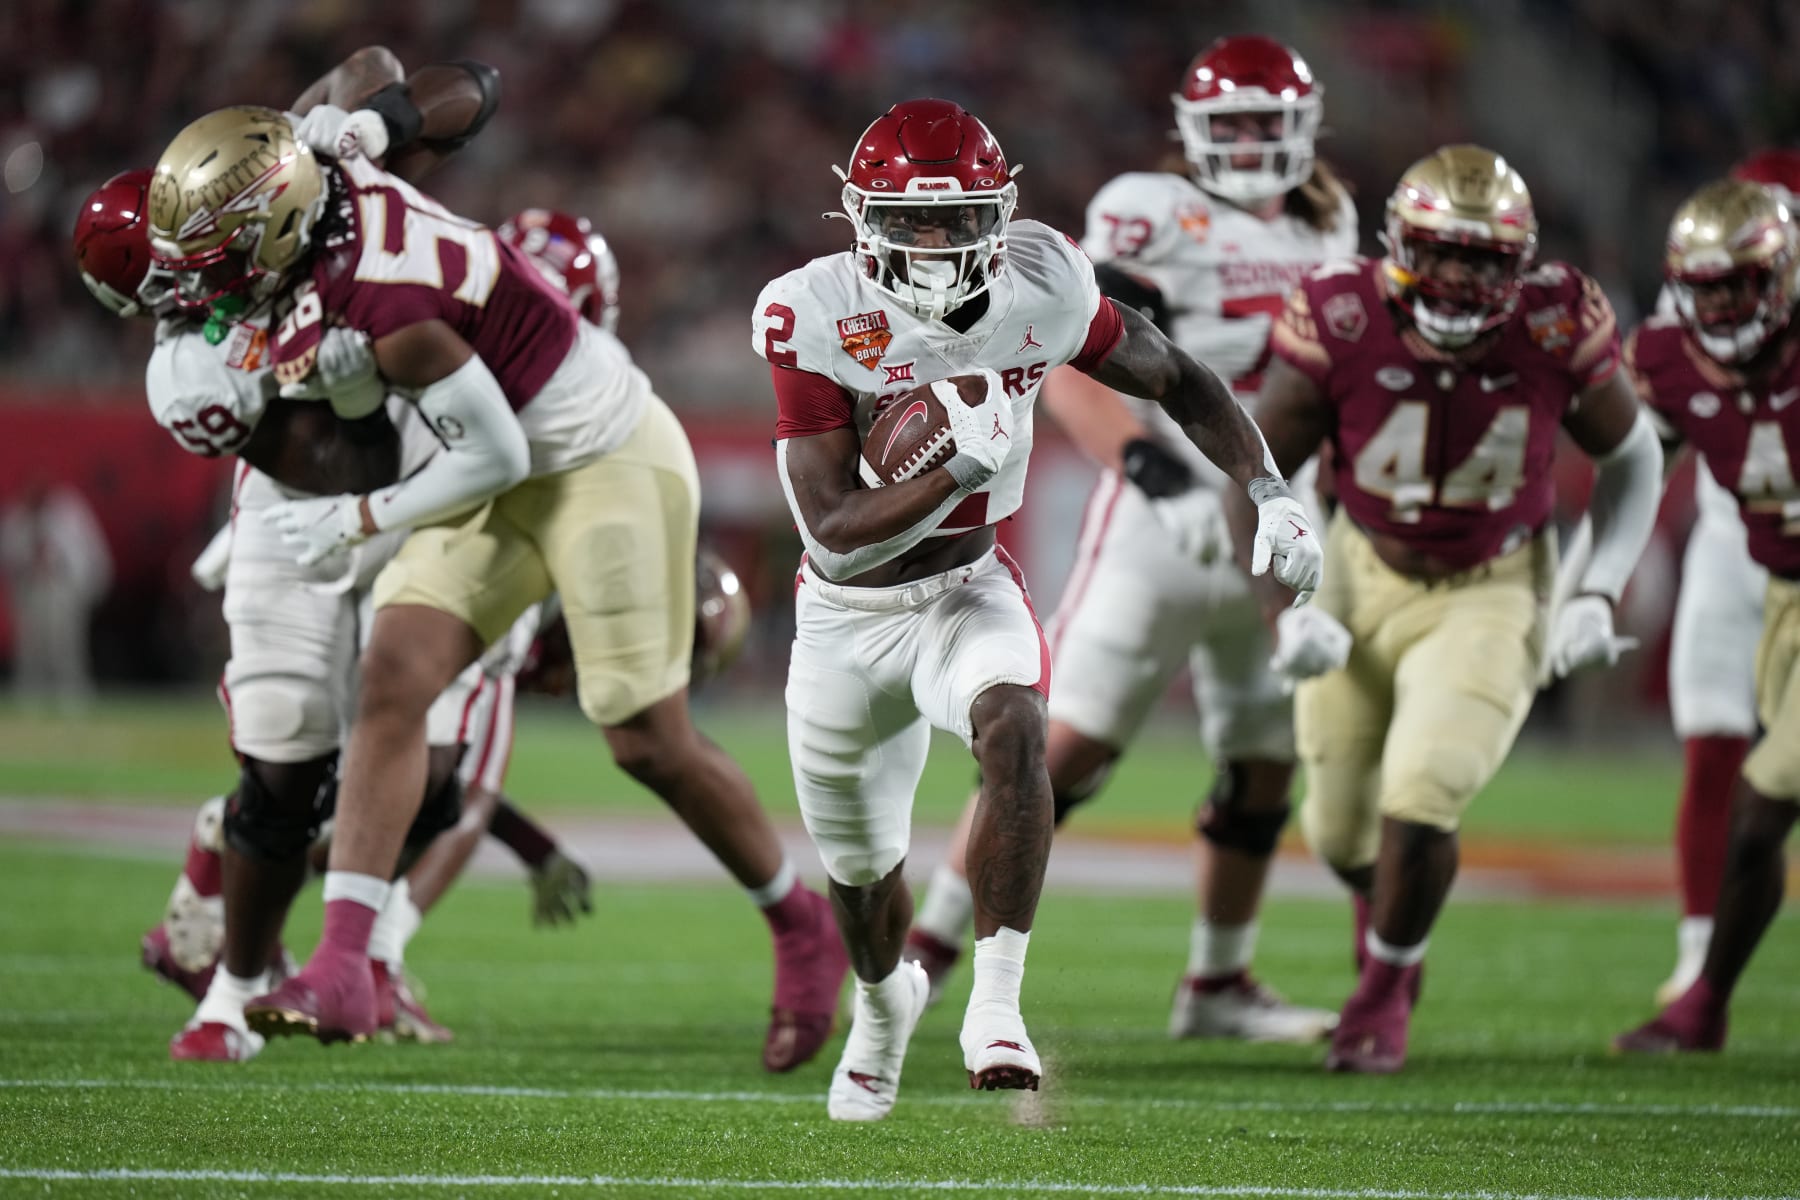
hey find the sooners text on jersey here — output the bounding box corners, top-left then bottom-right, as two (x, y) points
(1271, 256), (1620, 570)
(753, 219), (1121, 536)
(1629, 317), (1800, 579)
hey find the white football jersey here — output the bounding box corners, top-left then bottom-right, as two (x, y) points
(753, 219), (1103, 534)
(145, 316), (439, 492)
(1082, 171), (1358, 479)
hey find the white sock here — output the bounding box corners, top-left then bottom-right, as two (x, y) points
(322, 870), (390, 914)
(194, 967), (268, 1028)
(1188, 918), (1258, 980)
(914, 864), (975, 945)
(1677, 916), (1714, 953)
(1365, 929), (1428, 968)
(855, 965), (916, 1026)
(747, 858), (797, 909)
(368, 878), (422, 967)
(967, 926), (1030, 1015)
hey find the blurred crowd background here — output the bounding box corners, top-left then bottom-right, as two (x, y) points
(0, 0), (1795, 726)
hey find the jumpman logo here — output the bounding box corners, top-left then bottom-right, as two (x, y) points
(1017, 324), (1043, 353)
(991, 414), (1010, 441)
(1290, 521), (1307, 538)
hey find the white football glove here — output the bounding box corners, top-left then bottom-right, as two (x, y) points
(278, 327), (384, 419)
(263, 495), (368, 567)
(1252, 494), (1324, 594)
(1549, 593), (1638, 678)
(1148, 488), (1229, 565)
(1270, 602), (1352, 684)
(941, 368), (1015, 490)
(287, 104), (390, 163)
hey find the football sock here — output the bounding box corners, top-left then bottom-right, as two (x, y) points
(968, 927), (1029, 1016)
(318, 872), (389, 958)
(748, 857), (798, 909)
(915, 864), (975, 944)
(1189, 918), (1257, 980)
(368, 878), (422, 967)
(1364, 929), (1428, 968)
(1676, 735), (1748, 917)
(488, 800), (557, 869)
(195, 966), (268, 1028)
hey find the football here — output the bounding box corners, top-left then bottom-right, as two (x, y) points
(858, 374), (988, 487)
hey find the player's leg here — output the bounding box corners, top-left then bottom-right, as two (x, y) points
(1172, 588), (1334, 1043)
(248, 495), (547, 1044)
(142, 793), (228, 1000)
(1327, 552), (1543, 1075)
(787, 571), (934, 1121)
(911, 549), (1058, 1092)
(908, 474), (1180, 999)
(543, 397), (848, 1073)
(1661, 498), (1763, 1003)
(1617, 576), (1800, 1053)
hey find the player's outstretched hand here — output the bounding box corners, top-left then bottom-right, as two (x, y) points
(1251, 495), (1323, 594)
(531, 849), (594, 928)
(1270, 601), (1351, 684)
(942, 369), (1014, 490)
(1549, 593), (1638, 677)
(263, 495), (366, 567)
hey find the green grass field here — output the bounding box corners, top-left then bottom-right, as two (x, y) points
(1, 842), (1796, 1199)
(3, 696), (1795, 1198)
(0, 695), (1686, 846)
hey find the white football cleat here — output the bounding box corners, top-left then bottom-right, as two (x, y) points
(1169, 971), (1337, 1044)
(827, 961), (929, 1122)
(961, 1001), (1041, 1091)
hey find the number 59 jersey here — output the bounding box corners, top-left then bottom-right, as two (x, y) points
(1270, 256), (1621, 571)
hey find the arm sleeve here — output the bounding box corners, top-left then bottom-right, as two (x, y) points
(1578, 410), (1664, 601)
(774, 438), (969, 581)
(364, 354), (529, 532)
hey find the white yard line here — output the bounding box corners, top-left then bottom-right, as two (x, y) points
(3, 1077), (1795, 1119)
(0, 1168), (1787, 1200)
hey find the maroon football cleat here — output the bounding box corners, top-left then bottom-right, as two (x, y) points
(1613, 980), (1728, 1054)
(1324, 959), (1420, 1074)
(244, 957), (377, 1045)
(372, 960), (455, 1044)
(169, 1020), (262, 1062)
(763, 886), (850, 1073)
(141, 925), (216, 1003)
(1351, 898), (1423, 1008)
(902, 928), (962, 1007)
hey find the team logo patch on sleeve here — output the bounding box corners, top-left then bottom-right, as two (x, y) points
(1527, 305), (1575, 354)
(1322, 292), (1367, 342)
(837, 310), (893, 371)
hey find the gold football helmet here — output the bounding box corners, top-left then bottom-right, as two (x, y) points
(1382, 145), (1538, 348)
(147, 106), (326, 309)
(1665, 178), (1798, 364)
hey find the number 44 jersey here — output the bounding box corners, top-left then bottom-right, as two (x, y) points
(1271, 256), (1621, 571)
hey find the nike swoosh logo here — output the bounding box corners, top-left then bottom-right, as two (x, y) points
(1773, 388), (1800, 411)
(987, 1040), (1027, 1052)
(1479, 374), (1517, 393)
(847, 1071), (884, 1093)
(882, 400), (930, 460)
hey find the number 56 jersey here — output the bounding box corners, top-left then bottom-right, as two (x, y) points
(1270, 257), (1621, 571)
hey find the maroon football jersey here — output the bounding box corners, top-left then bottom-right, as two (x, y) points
(1270, 257), (1620, 570)
(1628, 316), (1800, 579)
(271, 157), (576, 409)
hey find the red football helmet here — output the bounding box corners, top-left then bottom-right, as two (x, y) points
(73, 169), (175, 318)
(498, 208), (621, 333)
(1173, 35), (1322, 206)
(1732, 148), (1800, 210)
(835, 98), (1019, 320)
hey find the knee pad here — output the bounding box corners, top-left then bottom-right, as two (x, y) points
(1196, 763), (1291, 857)
(224, 755), (336, 861)
(1051, 758), (1113, 825)
(405, 770), (464, 851)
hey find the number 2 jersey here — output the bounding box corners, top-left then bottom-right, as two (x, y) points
(752, 219), (1123, 536)
(270, 156), (648, 476)
(1628, 317), (1800, 579)
(1270, 256), (1621, 571)
(1083, 170), (1358, 483)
